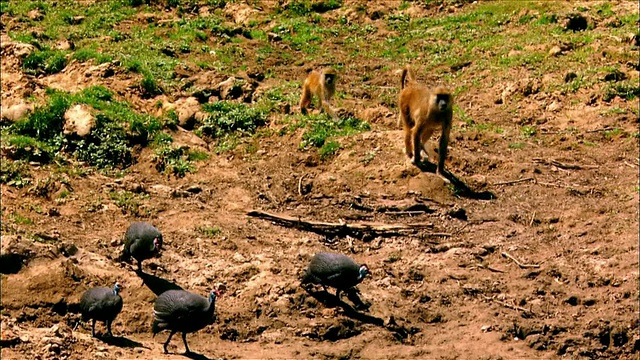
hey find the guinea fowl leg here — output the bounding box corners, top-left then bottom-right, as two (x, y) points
(137, 260), (142, 273)
(335, 289), (342, 299)
(91, 319), (97, 337)
(182, 332), (191, 354)
(106, 320), (113, 337)
(163, 330), (176, 354)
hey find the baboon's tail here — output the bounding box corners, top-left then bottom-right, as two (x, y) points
(400, 65), (415, 89)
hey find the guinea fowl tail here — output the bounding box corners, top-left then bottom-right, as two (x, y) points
(151, 319), (162, 336)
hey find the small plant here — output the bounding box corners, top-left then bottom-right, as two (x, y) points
(196, 226), (222, 237)
(509, 142), (526, 149)
(362, 151), (376, 165)
(10, 213), (33, 225)
(108, 190), (149, 216)
(198, 101), (268, 139)
(603, 83), (640, 102)
(188, 150), (210, 161)
(140, 74), (164, 98)
(22, 49), (68, 75)
(153, 145), (195, 177)
(72, 48), (113, 64)
(520, 125), (537, 138)
(0, 160), (31, 188)
(386, 252), (402, 263)
(319, 140), (340, 160)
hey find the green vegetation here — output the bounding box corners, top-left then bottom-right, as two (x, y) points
(108, 190), (150, 216)
(196, 225), (222, 237)
(153, 145), (195, 178)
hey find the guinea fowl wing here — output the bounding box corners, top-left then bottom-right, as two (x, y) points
(153, 291), (211, 332)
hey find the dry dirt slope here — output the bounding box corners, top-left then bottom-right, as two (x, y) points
(1, 1), (639, 359)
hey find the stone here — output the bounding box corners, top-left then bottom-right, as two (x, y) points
(63, 104), (95, 137)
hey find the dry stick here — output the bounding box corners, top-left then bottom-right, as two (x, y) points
(384, 210), (427, 216)
(481, 295), (535, 315)
(529, 211), (536, 227)
(532, 158), (598, 170)
(475, 264), (505, 273)
(247, 210), (439, 239)
(493, 177), (534, 186)
(586, 126), (614, 133)
(501, 252), (540, 269)
(297, 174), (307, 197)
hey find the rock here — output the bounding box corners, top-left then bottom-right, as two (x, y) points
(27, 9), (44, 21)
(481, 325), (492, 332)
(217, 77), (243, 100)
(603, 70), (626, 82)
(167, 97), (201, 129)
(63, 104), (95, 137)
(84, 62), (116, 78)
(546, 101), (561, 112)
(564, 14), (588, 32)
(1, 101), (34, 122)
(564, 295), (580, 306)
(69, 16), (85, 25)
(233, 252), (248, 263)
(548, 45), (563, 57)
(56, 40), (75, 51)
(59, 243), (78, 257)
(564, 72), (577, 82)
(267, 32), (282, 42)
(224, 3), (258, 24)
(357, 106), (393, 125)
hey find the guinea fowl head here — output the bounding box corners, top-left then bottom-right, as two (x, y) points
(113, 282), (123, 295)
(209, 289), (221, 304)
(153, 236), (162, 251)
(358, 265), (370, 280)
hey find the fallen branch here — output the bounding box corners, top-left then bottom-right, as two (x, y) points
(247, 210), (436, 239)
(474, 264), (505, 273)
(493, 177), (534, 186)
(501, 252), (540, 269)
(586, 126), (615, 133)
(481, 295), (535, 316)
(532, 158), (598, 170)
(298, 174), (307, 197)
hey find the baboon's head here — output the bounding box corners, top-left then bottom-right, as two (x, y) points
(322, 68), (338, 85)
(432, 87), (453, 112)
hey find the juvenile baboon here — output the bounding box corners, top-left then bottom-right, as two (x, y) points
(299, 68), (339, 121)
(398, 65), (454, 179)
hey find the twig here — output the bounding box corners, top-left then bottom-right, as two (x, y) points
(623, 161), (638, 168)
(501, 252), (540, 269)
(298, 174), (307, 197)
(384, 211), (427, 216)
(481, 295), (535, 316)
(247, 210), (436, 239)
(532, 158), (598, 170)
(529, 211), (536, 227)
(586, 126), (614, 133)
(493, 177), (534, 186)
(475, 264), (505, 273)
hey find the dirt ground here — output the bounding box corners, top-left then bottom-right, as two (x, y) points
(1, 1), (639, 359)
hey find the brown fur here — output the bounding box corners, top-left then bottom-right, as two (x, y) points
(398, 65), (454, 178)
(300, 68), (338, 120)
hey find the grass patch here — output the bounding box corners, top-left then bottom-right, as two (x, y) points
(153, 145), (195, 178)
(72, 48), (113, 63)
(22, 49), (68, 75)
(196, 225), (222, 237)
(0, 160), (32, 188)
(9, 213), (33, 225)
(7, 86), (167, 172)
(108, 190), (150, 216)
(509, 142), (526, 150)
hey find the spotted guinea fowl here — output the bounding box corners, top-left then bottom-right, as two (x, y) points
(152, 289), (221, 354)
(79, 282), (123, 337)
(120, 221), (163, 272)
(301, 252), (369, 298)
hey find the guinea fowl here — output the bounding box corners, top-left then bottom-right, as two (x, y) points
(79, 282), (123, 337)
(301, 252), (369, 299)
(152, 289), (221, 354)
(120, 221), (163, 272)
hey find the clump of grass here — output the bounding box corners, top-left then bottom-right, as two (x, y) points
(199, 101), (267, 137)
(153, 145), (195, 177)
(22, 49), (68, 75)
(108, 190), (150, 216)
(520, 125), (537, 138)
(0, 160), (31, 188)
(603, 83), (640, 102)
(6, 86), (167, 172)
(196, 225), (222, 237)
(72, 48), (113, 64)
(140, 74), (164, 98)
(300, 116), (370, 148)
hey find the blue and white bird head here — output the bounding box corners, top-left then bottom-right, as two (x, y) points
(153, 236), (162, 251)
(209, 289), (221, 304)
(358, 265), (370, 280)
(113, 282), (123, 295)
